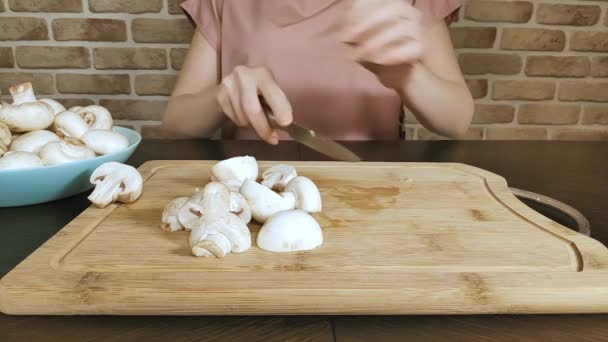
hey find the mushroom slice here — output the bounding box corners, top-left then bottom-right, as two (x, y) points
(239, 179), (296, 224)
(211, 156), (258, 191)
(161, 197), (189, 232)
(0, 122), (11, 157)
(53, 110), (90, 139)
(189, 182), (252, 257)
(257, 209), (323, 253)
(284, 176), (322, 213)
(9, 130), (60, 154)
(230, 192), (252, 224)
(81, 129), (129, 155)
(88, 162), (143, 209)
(9, 82), (37, 105)
(39, 138), (96, 166)
(178, 199), (204, 232)
(0, 151), (44, 171)
(75, 105), (113, 130)
(0, 101), (54, 132)
(261, 164), (297, 191)
(39, 99), (66, 116)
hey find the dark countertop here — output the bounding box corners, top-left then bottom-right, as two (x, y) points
(1, 140), (608, 341)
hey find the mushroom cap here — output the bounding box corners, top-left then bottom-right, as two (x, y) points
(88, 162), (143, 208)
(81, 129), (129, 155)
(75, 105), (113, 130)
(284, 176), (322, 213)
(261, 164), (297, 191)
(39, 139), (96, 166)
(239, 179), (296, 223)
(53, 110), (90, 139)
(211, 156), (258, 191)
(9, 130), (60, 154)
(0, 151), (44, 171)
(0, 101), (55, 132)
(256, 209), (323, 253)
(161, 197), (189, 232)
(39, 99), (66, 116)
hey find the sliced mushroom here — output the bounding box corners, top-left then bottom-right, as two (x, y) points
(0, 122), (12, 157)
(53, 110), (90, 139)
(261, 164), (297, 191)
(81, 129), (129, 155)
(0, 101), (54, 132)
(0, 151), (44, 171)
(88, 162), (143, 209)
(189, 182), (252, 258)
(257, 209), (323, 253)
(39, 99), (66, 116)
(178, 198), (204, 232)
(284, 176), (322, 213)
(239, 179), (296, 224)
(161, 197), (189, 232)
(39, 138), (96, 166)
(9, 130), (60, 154)
(230, 192), (252, 224)
(75, 105), (113, 130)
(211, 156), (258, 191)
(9, 82), (37, 105)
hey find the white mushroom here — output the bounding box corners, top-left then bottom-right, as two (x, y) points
(53, 110), (90, 139)
(0, 100), (54, 133)
(161, 197), (189, 232)
(0, 122), (12, 157)
(88, 162), (143, 209)
(81, 129), (129, 155)
(0, 151), (44, 171)
(189, 182), (252, 258)
(261, 164), (297, 191)
(284, 176), (322, 213)
(230, 192), (252, 224)
(75, 105), (113, 130)
(178, 198), (204, 232)
(239, 179), (296, 224)
(257, 209), (324, 253)
(39, 138), (96, 166)
(39, 99), (66, 116)
(9, 130), (60, 154)
(210, 156), (258, 191)
(9, 82), (37, 105)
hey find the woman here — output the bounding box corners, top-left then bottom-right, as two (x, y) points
(163, 0), (474, 144)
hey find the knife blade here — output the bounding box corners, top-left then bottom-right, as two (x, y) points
(259, 98), (362, 162)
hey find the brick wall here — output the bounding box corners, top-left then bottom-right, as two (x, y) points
(0, 0), (607, 141)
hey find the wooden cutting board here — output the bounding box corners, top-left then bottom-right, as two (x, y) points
(2, 161), (608, 315)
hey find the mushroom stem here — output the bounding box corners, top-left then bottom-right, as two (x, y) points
(9, 82), (36, 105)
(88, 176), (125, 208)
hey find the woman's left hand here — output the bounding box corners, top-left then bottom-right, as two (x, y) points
(339, 0), (425, 66)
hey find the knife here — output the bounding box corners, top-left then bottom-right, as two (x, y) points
(259, 97), (362, 162)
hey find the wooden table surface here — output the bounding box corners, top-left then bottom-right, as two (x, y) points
(1, 140), (608, 341)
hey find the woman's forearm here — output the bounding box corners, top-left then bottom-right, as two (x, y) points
(399, 62), (474, 139)
(162, 86), (226, 138)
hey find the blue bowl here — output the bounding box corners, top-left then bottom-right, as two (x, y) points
(0, 127), (141, 207)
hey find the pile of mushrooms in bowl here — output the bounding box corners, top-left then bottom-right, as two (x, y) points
(0, 82), (141, 207)
(161, 156), (325, 257)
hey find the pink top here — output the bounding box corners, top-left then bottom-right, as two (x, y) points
(181, 0), (462, 141)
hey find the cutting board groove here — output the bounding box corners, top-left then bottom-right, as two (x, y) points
(2, 161), (608, 315)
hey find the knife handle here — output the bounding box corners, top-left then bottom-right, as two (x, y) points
(259, 96), (280, 129)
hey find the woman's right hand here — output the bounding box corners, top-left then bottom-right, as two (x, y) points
(216, 65), (293, 145)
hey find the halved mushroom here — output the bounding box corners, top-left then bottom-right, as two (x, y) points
(210, 156), (258, 191)
(39, 138), (96, 166)
(9, 82), (37, 105)
(75, 105), (113, 130)
(0, 122), (12, 157)
(239, 179), (296, 223)
(0, 151), (44, 171)
(257, 209), (323, 253)
(53, 110), (90, 139)
(189, 182), (252, 258)
(9, 130), (60, 154)
(81, 129), (129, 155)
(284, 176), (322, 213)
(88, 162), (143, 209)
(161, 197), (189, 232)
(39, 99), (66, 116)
(261, 164), (297, 191)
